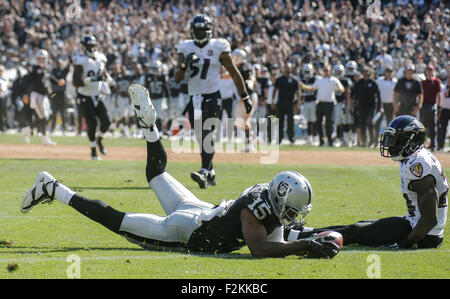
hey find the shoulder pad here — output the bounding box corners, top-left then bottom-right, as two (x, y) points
(176, 40), (193, 55)
(403, 152), (432, 179)
(212, 38), (231, 53)
(97, 53), (107, 62)
(73, 54), (87, 65)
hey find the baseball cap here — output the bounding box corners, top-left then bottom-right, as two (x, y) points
(385, 66), (393, 72)
(426, 64), (434, 71)
(405, 65), (415, 71)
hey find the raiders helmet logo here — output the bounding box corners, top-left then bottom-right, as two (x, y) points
(409, 162), (423, 178)
(277, 180), (292, 198)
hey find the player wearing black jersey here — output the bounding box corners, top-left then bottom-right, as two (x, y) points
(21, 84), (339, 259)
(27, 49), (57, 145)
(301, 64), (317, 145)
(143, 60), (169, 133)
(333, 65), (352, 147)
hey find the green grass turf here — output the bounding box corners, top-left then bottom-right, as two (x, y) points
(0, 157), (449, 279)
(0, 133), (377, 152)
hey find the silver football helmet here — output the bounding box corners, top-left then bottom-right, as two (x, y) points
(268, 171), (312, 226)
(35, 49), (49, 67)
(150, 60), (162, 75)
(333, 64), (346, 78)
(302, 63), (314, 79)
(345, 60), (357, 76)
(231, 48), (247, 65)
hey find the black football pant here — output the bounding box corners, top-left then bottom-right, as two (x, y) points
(276, 103), (294, 143)
(316, 102), (334, 145)
(187, 91), (222, 171)
(420, 105), (436, 149)
(0, 97), (6, 131)
(78, 94), (111, 142)
(50, 93), (66, 132)
(437, 108), (450, 149)
(286, 216), (443, 249)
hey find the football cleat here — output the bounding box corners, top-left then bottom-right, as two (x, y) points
(128, 84), (157, 129)
(91, 147), (101, 160)
(208, 173), (217, 186)
(43, 136), (57, 146)
(21, 171), (59, 213)
(190, 169), (210, 189)
(97, 136), (107, 155)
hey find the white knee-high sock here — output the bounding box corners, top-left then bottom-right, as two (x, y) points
(53, 182), (76, 205)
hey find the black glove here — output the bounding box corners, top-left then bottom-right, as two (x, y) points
(242, 95), (252, 114)
(184, 53), (198, 67)
(304, 235), (340, 259)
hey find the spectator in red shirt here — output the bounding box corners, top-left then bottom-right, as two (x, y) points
(420, 65), (442, 151)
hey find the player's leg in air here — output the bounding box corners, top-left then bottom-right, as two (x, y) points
(20, 84), (214, 250)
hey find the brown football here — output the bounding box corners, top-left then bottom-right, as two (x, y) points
(317, 230), (344, 249)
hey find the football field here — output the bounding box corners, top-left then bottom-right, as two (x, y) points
(0, 135), (449, 279)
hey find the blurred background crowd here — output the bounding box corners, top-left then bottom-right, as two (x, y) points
(0, 0), (449, 149)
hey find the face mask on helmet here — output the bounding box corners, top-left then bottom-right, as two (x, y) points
(380, 120), (427, 161)
(82, 37), (98, 58)
(36, 50), (48, 67)
(190, 16), (212, 45)
(268, 172), (312, 226)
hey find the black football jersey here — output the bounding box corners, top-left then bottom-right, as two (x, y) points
(144, 74), (168, 99)
(29, 65), (51, 95)
(238, 61), (255, 94)
(116, 74), (134, 97)
(301, 77), (317, 102)
(335, 77), (350, 103)
(186, 183), (280, 254)
(168, 76), (180, 98)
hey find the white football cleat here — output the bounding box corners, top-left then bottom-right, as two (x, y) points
(23, 126), (31, 144)
(128, 83), (157, 129)
(21, 171), (59, 213)
(43, 135), (57, 146)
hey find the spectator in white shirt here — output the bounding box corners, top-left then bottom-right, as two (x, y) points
(0, 65), (10, 132)
(376, 67), (398, 125)
(301, 65), (344, 146)
(375, 47), (394, 74)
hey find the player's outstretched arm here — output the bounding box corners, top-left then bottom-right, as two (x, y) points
(240, 209), (337, 258)
(220, 53), (249, 101)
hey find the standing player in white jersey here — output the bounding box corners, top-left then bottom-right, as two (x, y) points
(174, 14), (252, 189)
(286, 115), (447, 249)
(72, 35), (112, 160)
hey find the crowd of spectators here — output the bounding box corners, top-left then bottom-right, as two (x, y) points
(0, 0), (449, 147)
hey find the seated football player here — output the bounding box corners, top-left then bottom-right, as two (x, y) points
(285, 115), (447, 249)
(20, 84), (339, 259)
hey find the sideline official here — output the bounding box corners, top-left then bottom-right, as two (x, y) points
(271, 63), (301, 144)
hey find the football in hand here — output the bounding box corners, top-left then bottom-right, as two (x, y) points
(317, 230), (344, 249)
